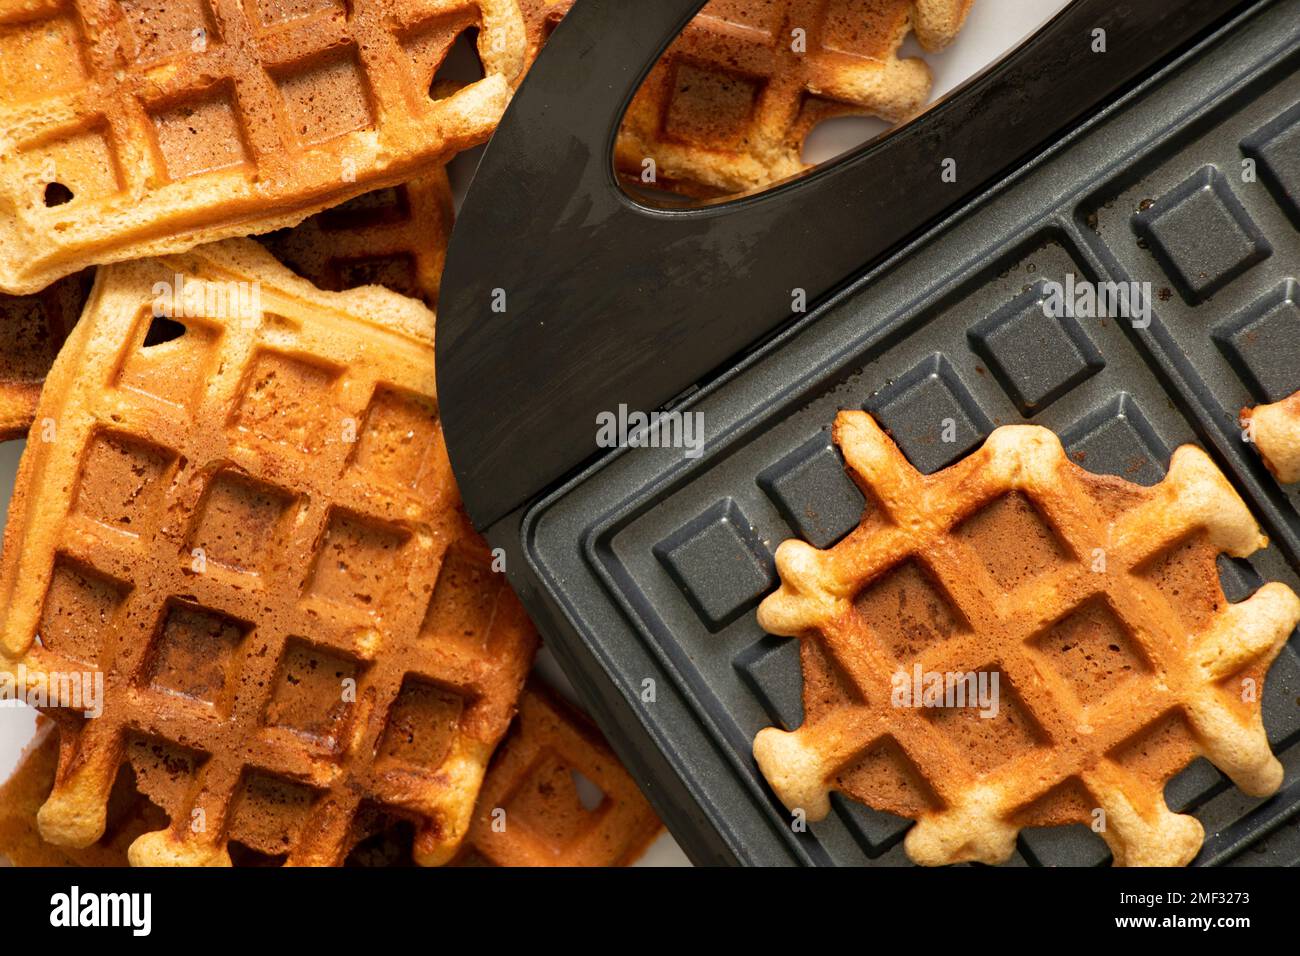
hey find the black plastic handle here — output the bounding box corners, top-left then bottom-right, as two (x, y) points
(438, 0), (1253, 530)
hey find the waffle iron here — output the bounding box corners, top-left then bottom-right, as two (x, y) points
(437, 0), (1300, 865)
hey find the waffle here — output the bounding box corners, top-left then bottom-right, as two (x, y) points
(1242, 391), (1300, 484)
(0, 171), (452, 442)
(453, 681), (662, 866)
(0, 271), (93, 440)
(574, 0), (975, 197)
(345, 682), (664, 866)
(0, 0), (524, 294)
(256, 170), (453, 308)
(0, 721), (165, 866)
(0, 239), (538, 866)
(754, 410), (1300, 866)
(2, 685), (662, 867)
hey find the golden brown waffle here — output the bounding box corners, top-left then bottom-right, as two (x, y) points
(2, 683), (663, 867)
(1242, 391), (1300, 484)
(0, 0), (524, 294)
(0, 171), (452, 443)
(0, 239), (537, 866)
(0, 271), (92, 440)
(754, 410), (1300, 866)
(452, 681), (662, 866)
(256, 170), (453, 308)
(580, 0), (974, 197)
(0, 721), (165, 866)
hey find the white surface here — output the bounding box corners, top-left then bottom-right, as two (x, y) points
(0, 0), (1070, 865)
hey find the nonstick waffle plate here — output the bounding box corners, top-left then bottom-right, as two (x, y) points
(521, 0), (1300, 865)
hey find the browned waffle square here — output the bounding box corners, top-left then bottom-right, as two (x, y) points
(756, 410), (1300, 866)
(0, 239), (537, 866)
(0, 0), (523, 293)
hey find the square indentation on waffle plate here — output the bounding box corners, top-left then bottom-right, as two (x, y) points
(654, 498), (775, 631)
(1061, 394), (1169, 487)
(865, 353), (992, 474)
(968, 280), (1105, 417)
(1241, 101), (1300, 231)
(734, 635), (803, 729)
(1212, 280), (1300, 404)
(1131, 166), (1271, 304)
(757, 435), (866, 550)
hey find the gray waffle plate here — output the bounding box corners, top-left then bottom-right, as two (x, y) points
(523, 0), (1300, 865)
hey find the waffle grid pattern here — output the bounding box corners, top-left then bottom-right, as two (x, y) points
(0, 168), (453, 442)
(755, 411), (1300, 865)
(0, 684), (662, 867)
(256, 169), (453, 307)
(0, 241), (536, 866)
(455, 682), (663, 866)
(0, 0), (521, 293)
(613, 0), (970, 196)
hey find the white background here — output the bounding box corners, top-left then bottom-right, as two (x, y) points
(0, 0), (1071, 867)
